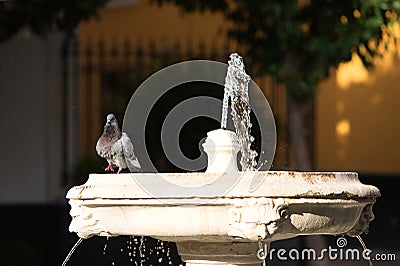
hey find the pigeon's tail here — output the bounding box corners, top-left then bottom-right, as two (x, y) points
(126, 157), (142, 173)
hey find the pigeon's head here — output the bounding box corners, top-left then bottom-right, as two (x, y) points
(106, 113), (116, 124)
(104, 113), (120, 133)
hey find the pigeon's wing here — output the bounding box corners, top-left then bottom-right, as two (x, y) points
(96, 137), (107, 157)
(121, 132), (141, 170)
(96, 136), (114, 163)
(95, 138), (102, 155)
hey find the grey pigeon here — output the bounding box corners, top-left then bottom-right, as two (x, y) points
(96, 113), (141, 173)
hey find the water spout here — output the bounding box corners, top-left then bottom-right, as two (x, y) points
(221, 53), (257, 170)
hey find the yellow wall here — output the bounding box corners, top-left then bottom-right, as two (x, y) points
(79, 0), (226, 48)
(316, 24), (400, 173)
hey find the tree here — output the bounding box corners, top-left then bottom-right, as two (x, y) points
(157, 0), (400, 170)
(0, 0), (107, 42)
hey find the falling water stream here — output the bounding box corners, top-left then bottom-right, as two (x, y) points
(221, 53), (258, 170)
(356, 235), (373, 266)
(62, 238), (84, 266)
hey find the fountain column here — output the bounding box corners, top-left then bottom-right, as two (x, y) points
(202, 129), (239, 173)
(179, 241), (261, 265)
(185, 126), (257, 265)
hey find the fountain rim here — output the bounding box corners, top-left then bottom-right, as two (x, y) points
(66, 170), (380, 200)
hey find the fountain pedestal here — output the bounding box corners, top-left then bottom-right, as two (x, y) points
(178, 241), (260, 265)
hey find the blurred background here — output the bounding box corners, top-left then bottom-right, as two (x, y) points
(0, 0), (399, 265)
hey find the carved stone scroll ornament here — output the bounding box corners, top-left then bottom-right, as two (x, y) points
(228, 198), (288, 240)
(346, 202), (375, 236)
(68, 200), (110, 239)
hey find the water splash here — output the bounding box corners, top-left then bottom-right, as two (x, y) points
(221, 53), (258, 170)
(103, 236), (109, 255)
(100, 236), (180, 265)
(127, 236), (134, 263)
(62, 238), (84, 266)
(139, 236), (145, 264)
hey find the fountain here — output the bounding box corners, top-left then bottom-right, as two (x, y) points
(66, 53), (380, 265)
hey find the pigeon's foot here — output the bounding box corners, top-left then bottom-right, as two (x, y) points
(117, 168), (122, 174)
(105, 164), (114, 172)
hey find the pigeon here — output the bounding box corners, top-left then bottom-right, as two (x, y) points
(96, 113), (141, 173)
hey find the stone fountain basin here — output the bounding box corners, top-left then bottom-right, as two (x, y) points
(67, 171), (379, 265)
